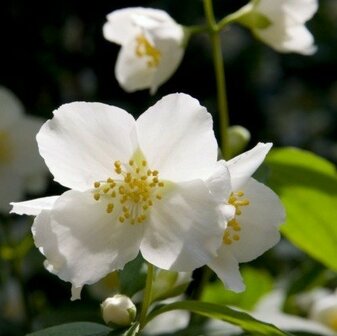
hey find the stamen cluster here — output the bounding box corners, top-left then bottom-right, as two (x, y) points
(93, 159), (164, 225)
(223, 191), (250, 245)
(135, 34), (161, 68)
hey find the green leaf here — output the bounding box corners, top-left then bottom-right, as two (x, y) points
(120, 254), (146, 297)
(27, 322), (111, 336)
(202, 267), (273, 310)
(265, 148), (337, 271)
(146, 300), (293, 336)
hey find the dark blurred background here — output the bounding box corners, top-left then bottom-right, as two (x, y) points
(0, 0), (336, 334)
(1, 0), (336, 161)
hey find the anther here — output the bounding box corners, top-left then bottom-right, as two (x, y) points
(129, 160), (134, 166)
(142, 160), (147, 167)
(94, 181), (100, 188)
(94, 193), (100, 201)
(106, 203), (114, 213)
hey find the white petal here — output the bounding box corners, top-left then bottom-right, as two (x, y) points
(205, 160), (232, 203)
(252, 311), (335, 336)
(0, 86), (23, 129)
(280, 25), (316, 55)
(253, 0), (317, 55)
(115, 39), (156, 93)
(310, 293), (337, 330)
(227, 142), (272, 190)
(149, 26), (185, 94)
(255, 23), (316, 55)
(282, 0), (318, 23)
(137, 93), (218, 182)
(208, 246), (245, 293)
(103, 7), (175, 45)
(115, 25), (184, 94)
(71, 286), (83, 301)
(144, 310), (189, 335)
(33, 190), (144, 291)
(140, 179), (224, 271)
(230, 178), (284, 263)
(37, 102), (137, 191)
(255, 289), (285, 312)
(10, 196), (59, 216)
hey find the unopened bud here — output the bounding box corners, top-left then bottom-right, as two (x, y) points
(101, 294), (136, 327)
(228, 125), (251, 158)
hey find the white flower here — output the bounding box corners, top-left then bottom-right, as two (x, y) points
(206, 290), (336, 336)
(310, 290), (337, 331)
(103, 7), (185, 94)
(208, 143), (285, 292)
(240, 0), (318, 55)
(101, 294), (136, 327)
(11, 93), (231, 299)
(0, 87), (47, 213)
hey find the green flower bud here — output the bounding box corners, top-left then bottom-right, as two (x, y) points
(101, 294), (136, 327)
(228, 125), (251, 158)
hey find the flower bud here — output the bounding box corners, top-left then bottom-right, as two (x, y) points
(228, 125), (251, 158)
(101, 294), (136, 327)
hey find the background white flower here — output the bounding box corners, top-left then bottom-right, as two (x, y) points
(0, 87), (47, 213)
(208, 143), (285, 292)
(238, 0), (318, 55)
(206, 290), (336, 336)
(310, 289), (337, 331)
(11, 93), (231, 299)
(103, 7), (185, 94)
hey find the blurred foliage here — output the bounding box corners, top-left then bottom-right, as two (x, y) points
(0, 0), (337, 335)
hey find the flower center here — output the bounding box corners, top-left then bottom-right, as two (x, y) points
(223, 191), (250, 245)
(0, 131), (13, 164)
(328, 311), (337, 331)
(93, 157), (164, 225)
(135, 34), (161, 68)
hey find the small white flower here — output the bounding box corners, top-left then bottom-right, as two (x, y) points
(11, 93), (231, 299)
(206, 290), (336, 336)
(310, 290), (337, 331)
(103, 7), (185, 94)
(0, 87), (47, 213)
(240, 0), (318, 55)
(101, 294), (136, 327)
(208, 143), (285, 292)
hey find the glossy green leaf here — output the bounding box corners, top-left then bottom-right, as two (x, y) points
(202, 267), (273, 310)
(27, 322), (111, 336)
(146, 300), (293, 336)
(265, 147), (337, 271)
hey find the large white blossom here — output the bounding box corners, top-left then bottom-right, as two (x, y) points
(103, 7), (185, 94)
(11, 93), (231, 299)
(208, 143), (285, 292)
(239, 0), (318, 55)
(0, 87), (47, 213)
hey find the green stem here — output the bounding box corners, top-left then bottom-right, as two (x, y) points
(217, 2), (254, 30)
(203, 0), (230, 159)
(139, 263), (155, 329)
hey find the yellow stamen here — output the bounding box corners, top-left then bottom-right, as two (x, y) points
(135, 34), (161, 68)
(223, 191), (250, 245)
(92, 152), (166, 226)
